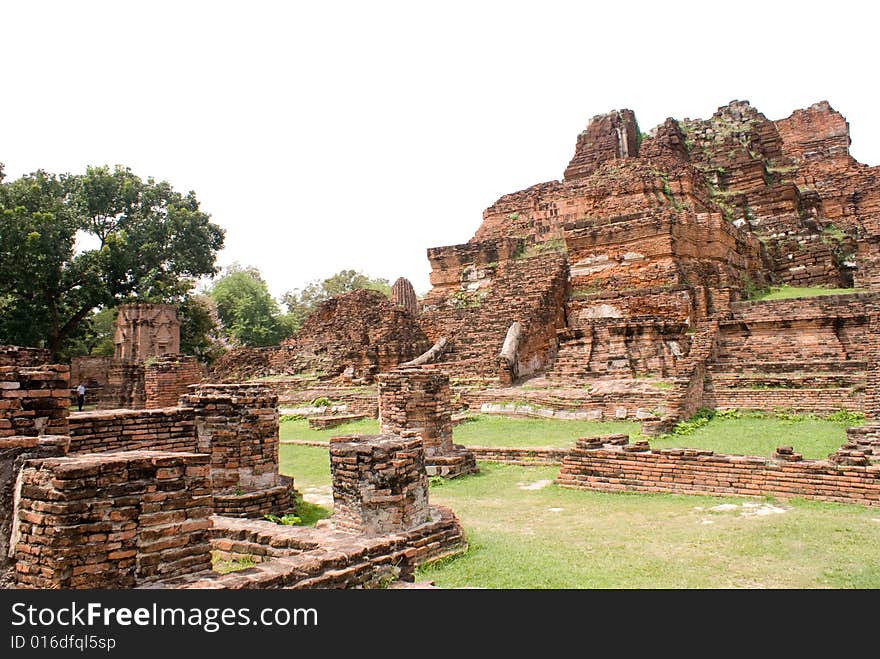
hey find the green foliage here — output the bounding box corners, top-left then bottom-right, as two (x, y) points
(310, 396), (332, 408)
(212, 553), (257, 574)
(670, 408), (715, 435)
(209, 265), (290, 347)
(825, 410), (865, 424)
(263, 513), (303, 526)
(428, 475), (446, 488)
(449, 290), (486, 309)
(177, 293), (225, 364)
(281, 269), (391, 332)
(0, 165), (224, 357)
(741, 275), (770, 300)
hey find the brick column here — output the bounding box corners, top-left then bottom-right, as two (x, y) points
(377, 367), (477, 478)
(865, 312), (880, 421)
(180, 384), (294, 517)
(329, 434), (429, 535)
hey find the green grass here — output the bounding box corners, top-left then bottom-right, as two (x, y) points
(418, 463), (880, 588)
(754, 285), (864, 301)
(212, 552), (257, 574)
(452, 414), (639, 448)
(280, 413), (851, 457)
(652, 415), (850, 459)
(278, 446), (880, 588)
(280, 417), (380, 442)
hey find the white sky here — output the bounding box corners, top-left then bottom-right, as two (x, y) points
(3, 1), (878, 299)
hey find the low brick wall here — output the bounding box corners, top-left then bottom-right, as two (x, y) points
(557, 434), (880, 506)
(13, 450), (213, 588)
(468, 446), (567, 465)
(68, 408), (197, 455)
(0, 346), (51, 367)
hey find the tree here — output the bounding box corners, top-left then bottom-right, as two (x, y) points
(281, 269), (391, 331)
(178, 293), (225, 363)
(209, 265), (291, 347)
(0, 165), (225, 357)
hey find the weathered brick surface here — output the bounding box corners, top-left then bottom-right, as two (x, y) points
(557, 434), (880, 506)
(329, 434), (429, 536)
(378, 368), (477, 477)
(0, 364), (70, 438)
(114, 304), (180, 361)
(158, 506), (465, 590)
(419, 248), (569, 381)
(13, 450), (212, 588)
(180, 384), (293, 517)
(0, 436), (68, 577)
(0, 346), (51, 367)
(144, 355), (202, 409)
(68, 408), (197, 455)
(101, 361), (145, 410)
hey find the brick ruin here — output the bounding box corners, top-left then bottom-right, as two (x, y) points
(378, 368), (477, 478)
(0, 347), (466, 589)
(211, 289), (431, 385)
(70, 304), (202, 411)
(206, 99), (879, 441)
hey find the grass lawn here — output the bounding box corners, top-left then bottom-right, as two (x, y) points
(452, 414), (639, 448)
(280, 417), (380, 442)
(278, 445), (880, 588)
(651, 415), (851, 459)
(754, 285), (864, 300)
(279, 413), (852, 458)
(279, 414), (639, 448)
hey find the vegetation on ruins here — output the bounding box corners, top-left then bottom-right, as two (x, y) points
(209, 264), (294, 347)
(281, 269), (391, 332)
(0, 164), (225, 358)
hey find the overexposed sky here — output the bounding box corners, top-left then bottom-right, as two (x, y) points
(3, 1), (878, 298)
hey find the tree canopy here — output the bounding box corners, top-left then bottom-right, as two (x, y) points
(282, 269), (391, 331)
(209, 265), (293, 347)
(0, 165), (225, 357)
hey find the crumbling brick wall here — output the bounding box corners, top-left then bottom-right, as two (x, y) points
(419, 247), (569, 380)
(13, 450), (212, 588)
(557, 434), (880, 506)
(0, 364), (70, 438)
(329, 434), (429, 535)
(0, 436), (68, 579)
(0, 346), (51, 367)
(144, 355), (202, 409)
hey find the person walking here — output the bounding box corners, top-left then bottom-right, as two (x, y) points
(76, 383), (86, 411)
